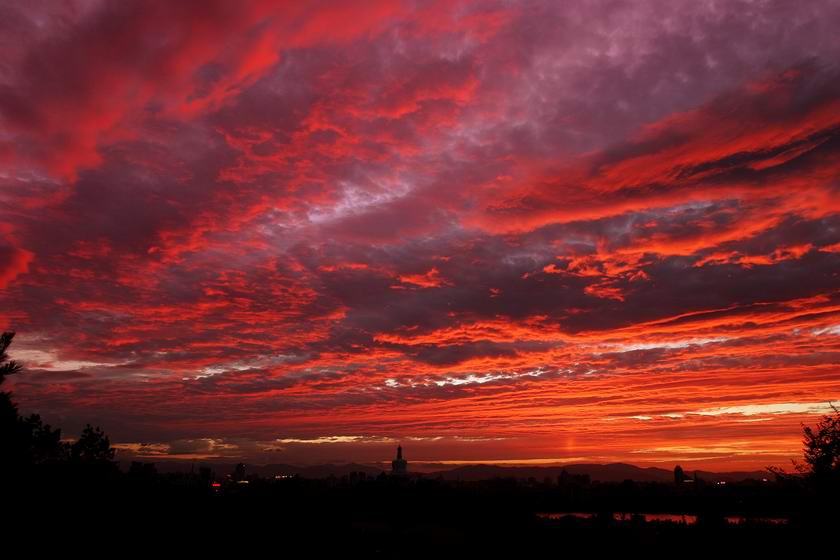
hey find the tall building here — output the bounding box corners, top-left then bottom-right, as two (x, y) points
(391, 444), (408, 476)
(674, 465), (685, 485)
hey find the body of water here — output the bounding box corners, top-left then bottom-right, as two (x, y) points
(537, 512), (788, 525)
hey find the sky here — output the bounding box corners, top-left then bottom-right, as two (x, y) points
(1, 0), (839, 471)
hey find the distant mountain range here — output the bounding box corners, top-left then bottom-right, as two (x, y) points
(145, 460), (769, 482)
(423, 463), (769, 483)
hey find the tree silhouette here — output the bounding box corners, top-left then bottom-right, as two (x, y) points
(0, 332), (18, 425)
(0, 331), (23, 383)
(2, 331), (68, 475)
(71, 424), (116, 463)
(797, 403), (840, 481)
(768, 402), (840, 488)
(1, 331), (24, 425)
(1, 331), (115, 479)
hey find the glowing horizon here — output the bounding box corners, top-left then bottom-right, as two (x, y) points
(1, 0), (839, 472)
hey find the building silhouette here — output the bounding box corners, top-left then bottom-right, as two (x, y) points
(391, 445), (408, 476)
(674, 465), (685, 485)
(232, 462), (247, 482)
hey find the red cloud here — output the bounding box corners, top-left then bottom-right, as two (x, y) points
(469, 68), (840, 236)
(398, 267), (451, 288)
(0, 244), (34, 289)
(0, 0), (404, 180)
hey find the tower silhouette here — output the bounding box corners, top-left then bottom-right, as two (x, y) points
(391, 444), (408, 476)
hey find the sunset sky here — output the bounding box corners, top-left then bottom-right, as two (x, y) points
(1, 0), (839, 470)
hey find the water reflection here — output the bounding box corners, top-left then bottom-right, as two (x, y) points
(537, 512), (788, 525)
(725, 516), (787, 525)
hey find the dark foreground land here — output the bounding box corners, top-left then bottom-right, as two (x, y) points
(5, 465), (838, 554)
